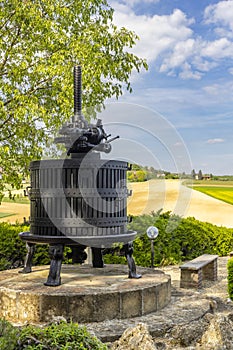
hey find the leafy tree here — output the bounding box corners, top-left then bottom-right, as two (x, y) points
(198, 169), (203, 180)
(136, 170), (147, 182)
(191, 169), (196, 179)
(131, 164), (143, 171)
(0, 0), (147, 194)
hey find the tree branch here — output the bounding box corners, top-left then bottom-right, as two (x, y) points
(0, 25), (22, 72)
(0, 10), (16, 32)
(3, 77), (52, 108)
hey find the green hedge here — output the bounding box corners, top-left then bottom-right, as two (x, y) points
(228, 257), (233, 300)
(1, 211), (233, 271)
(0, 222), (72, 270)
(0, 319), (108, 350)
(0, 222), (29, 270)
(105, 211), (233, 267)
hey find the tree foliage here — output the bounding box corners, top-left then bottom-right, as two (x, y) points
(0, 0), (147, 191)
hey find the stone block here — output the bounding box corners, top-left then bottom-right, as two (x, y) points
(68, 294), (94, 323)
(93, 292), (120, 321)
(156, 279), (171, 310)
(202, 259), (217, 281)
(180, 269), (202, 289)
(0, 265), (171, 324)
(17, 292), (40, 322)
(40, 294), (68, 322)
(120, 290), (142, 318)
(142, 286), (157, 315)
(0, 290), (17, 321)
(180, 255), (218, 288)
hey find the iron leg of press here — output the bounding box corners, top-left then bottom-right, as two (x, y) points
(19, 242), (35, 274)
(70, 245), (87, 264)
(44, 244), (64, 287)
(124, 242), (141, 279)
(92, 247), (104, 268)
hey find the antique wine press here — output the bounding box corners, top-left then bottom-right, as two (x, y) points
(20, 66), (141, 286)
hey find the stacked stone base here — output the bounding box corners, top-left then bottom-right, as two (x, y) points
(0, 264), (171, 324)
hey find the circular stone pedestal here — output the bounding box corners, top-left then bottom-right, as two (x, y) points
(0, 264), (171, 324)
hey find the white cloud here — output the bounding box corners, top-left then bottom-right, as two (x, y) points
(204, 1), (233, 37)
(179, 64), (203, 80)
(111, 5), (194, 63)
(229, 67), (233, 75)
(206, 138), (225, 144)
(201, 38), (233, 59)
(203, 81), (233, 100)
(174, 142), (183, 147)
(192, 57), (217, 72)
(109, 1), (233, 80)
(203, 84), (221, 95)
(160, 39), (195, 72)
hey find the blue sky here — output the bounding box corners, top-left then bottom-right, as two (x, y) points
(103, 0), (233, 175)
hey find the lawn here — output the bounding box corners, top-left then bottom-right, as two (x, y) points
(2, 197), (29, 204)
(193, 186), (233, 205)
(0, 212), (15, 218)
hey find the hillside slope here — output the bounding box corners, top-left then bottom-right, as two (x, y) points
(1, 179), (233, 227)
(128, 179), (233, 228)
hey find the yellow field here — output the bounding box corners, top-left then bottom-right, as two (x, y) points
(0, 201), (30, 224)
(1, 179), (233, 227)
(128, 180), (233, 228)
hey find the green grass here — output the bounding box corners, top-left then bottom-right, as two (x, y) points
(0, 212), (15, 218)
(2, 197), (29, 204)
(193, 186), (233, 205)
(184, 179), (233, 186)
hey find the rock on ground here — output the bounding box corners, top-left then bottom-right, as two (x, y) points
(110, 323), (157, 350)
(197, 313), (233, 349)
(110, 312), (233, 349)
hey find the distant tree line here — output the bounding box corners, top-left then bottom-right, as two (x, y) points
(127, 164), (194, 182)
(128, 165), (233, 183)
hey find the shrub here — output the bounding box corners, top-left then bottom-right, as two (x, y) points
(0, 222), (72, 270)
(1, 212), (233, 271)
(105, 211), (233, 267)
(0, 222), (28, 270)
(0, 319), (19, 350)
(17, 321), (108, 350)
(228, 257), (233, 300)
(0, 319), (108, 350)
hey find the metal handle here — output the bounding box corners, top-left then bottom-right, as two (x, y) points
(25, 186), (32, 200)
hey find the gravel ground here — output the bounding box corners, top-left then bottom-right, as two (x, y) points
(84, 256), (233, 343)
(161, 256), (230, 303)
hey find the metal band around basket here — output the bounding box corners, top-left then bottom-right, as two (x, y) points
(31, 217), (128, 227)
(29, 188), (129, 199)
(29, 159), (128, 170)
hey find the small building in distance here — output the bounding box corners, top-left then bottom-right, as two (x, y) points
(202, 174), (211, 180)
(195, 173), (211, 180)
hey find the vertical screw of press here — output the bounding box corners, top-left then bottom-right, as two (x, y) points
(74, 65), (82, 118)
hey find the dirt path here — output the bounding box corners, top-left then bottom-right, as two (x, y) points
(128, 179), (233, 228)
(1, 180), (233, 227)
(0, 202), (30, 224)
